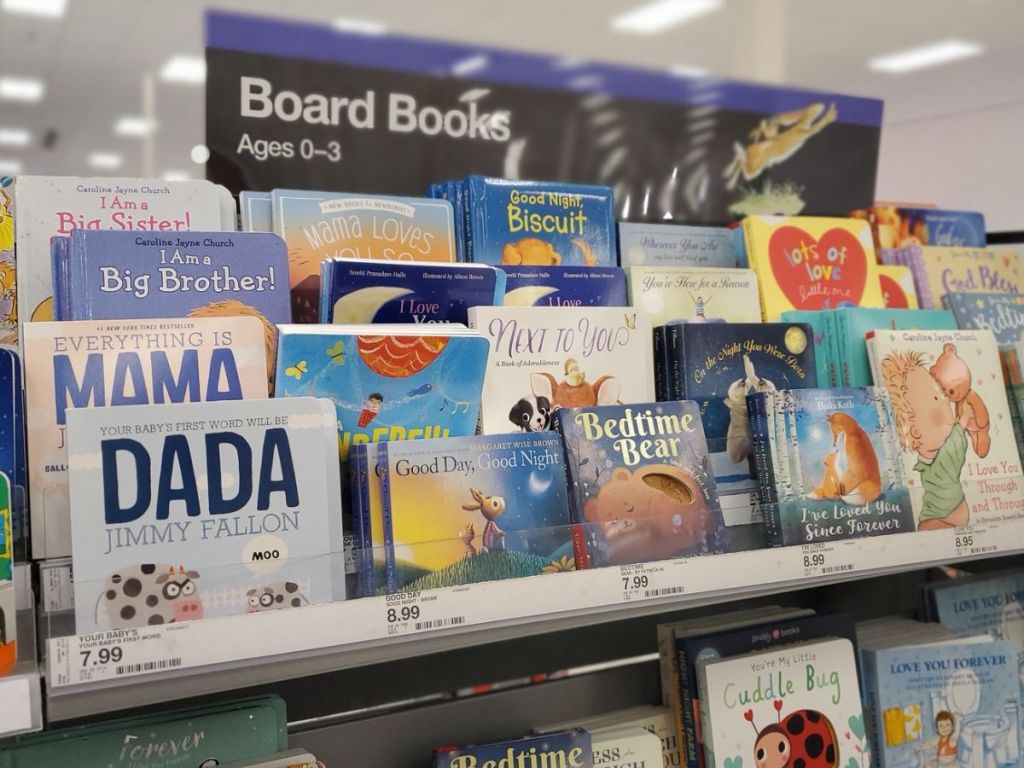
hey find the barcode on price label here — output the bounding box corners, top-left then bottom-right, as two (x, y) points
(644, 586), (684, 598)
(969, 545), (997, 555)
(822, 565), (853, 575)
(414, 616), (465, 631)
(115, 658), (182, 676)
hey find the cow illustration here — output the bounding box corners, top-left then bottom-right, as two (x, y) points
(96, 564), (203, 629)
(246, 581), (308, 613)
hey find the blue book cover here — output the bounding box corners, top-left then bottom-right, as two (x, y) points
(501, 265), (627, 307)
(434, 730), (593, 768)
(553, 401), (728, 566)
(321, 260), (505, 324)
(275, 325), (489, 459)
(381, 432), (581, 593)
(617, 223), (737, 268)
(781, 310), (833, 386)
(835, 308), (956, 386)
(0, 348), (25, 560)
(62, 230), (291, 325)
(944, 293), (1024, 346)
(240, 190), (272, 232)
(866, 641), (1021, 768)
(465, 176), (616, 267)
(675, 323), (817, 494)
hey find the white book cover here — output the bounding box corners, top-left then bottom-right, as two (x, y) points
(867, 328), (1023, 530)
(467, 306), (654, 435)
(626, 266), (762, 327)
(23, 316), (269, 559)
(67, 397), (341, 632)
(700, 638), (868, 768)
(14, 176), (233, 326)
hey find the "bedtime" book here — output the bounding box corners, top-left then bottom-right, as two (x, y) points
(24, 316), (269, 560)
(67, 397), (342, 632)
(554, 401), (728, 566)
(468, 306), (654, 435)
(944, 293), (1024, 346)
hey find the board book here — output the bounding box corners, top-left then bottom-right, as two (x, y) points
(617, 223), (737, 268)
(240, 190), (272, 232)
(904, 246), (1024, 310)
(66, 397), (342, 632)
(943, 293), (1024, 346)
(434, 729), (593, 768)
(24, 316), (269, 560)
(878, 264), (919, 309)
(501, 265), (627, 307)
(627, 266), (761, 327)
(853, 205), (986, 250)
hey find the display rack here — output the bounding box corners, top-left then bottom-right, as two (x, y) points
(44, 511), (1017, 722)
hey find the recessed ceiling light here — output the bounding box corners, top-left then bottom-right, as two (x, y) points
(0, 128), (30, 147)
(190, 144), (210, 164)
(2, 0), (65, 18)
(0, 77), (44, 102)
(333, 16), (387, 35)
(869, 39), (982, 73)
(0, 159), (23, 175)
(159, 55), (206, 85)
(114, 117), (157, 137)
(88, 152), (122, 170)
(162, 170), (190, 182)
(611, 0), (721, 34)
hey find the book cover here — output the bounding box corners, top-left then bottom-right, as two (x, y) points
(852, 206), (986, 250)
(617, 223), (737, 268)
(944, 294), (1024, 346)
(382, 432), (578, 593)
(756, 387), (915, 545)
(0, 347), (26, 561)
(66, 397), (342, 632)
(468, 306), (654, 435)
(24, 317), (269, 560)
(742, 215), (883, 320)
(240, 191), (272, 232)
(502, 265), (627, 307)
(465, 176), (616, 267)
(866, 640), (1020, 768)
(834, 308), (957, 387)
(931, 573), (1024, 661)
(699, 638), (868, 768)
(590, 725), (664, 768)
(322, 260), (504, 324)
(0, 180), (14, 342)
(554, 401), (728, 566)
(867, 329), (1024, 530)
(627, 267), (762, 327)
(272, 189), (456, 322)
(275, 325), (488, 459)
(780, 311), (832, 387)
(13, 176), (232, 325)
(906, 247), (1024, 310)
(674, 323), (817, 495)
(878, 265), (919, 309)
(435, 729), (593, 768)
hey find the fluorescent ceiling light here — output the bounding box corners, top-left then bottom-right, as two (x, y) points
(190, 144), (210, 164)
(0, 128), (30, 147)
(2, 0), (65, 18)
(869, 39), (982, 73)
(611, 0), (721, 34)
(114, 116), (156, 137)
(668, 63), (710, 78)
(88, 152), (122, 169)
(333, 16), (387, 35)
(159, 55), (206, 84)
(0, 76), (44, 102)
(162, 170), (190, 181)
(451, 55), (488, 77)
(0, 159), (23, 175)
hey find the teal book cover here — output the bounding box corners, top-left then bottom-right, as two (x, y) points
(835, 308), (956, 386)
(275, 326), (489, 459)
(781, 310), (833, 386)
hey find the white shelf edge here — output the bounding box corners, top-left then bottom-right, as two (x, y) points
(44, 520), (1016, 720)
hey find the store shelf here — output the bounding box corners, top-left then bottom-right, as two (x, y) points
(43, 517), (1018, 722)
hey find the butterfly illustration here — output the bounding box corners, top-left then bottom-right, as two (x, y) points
(326, 340), (345, 365)
(624, 313), (637, 330)
(285, 361), (308, 380)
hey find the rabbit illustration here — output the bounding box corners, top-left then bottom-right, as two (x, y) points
(462, 488), (506, 553)
(459, 523), (478, 559)
(725, 354), (777, 463)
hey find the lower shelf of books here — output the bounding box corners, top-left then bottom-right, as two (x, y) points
(42, 510), (1024, 722)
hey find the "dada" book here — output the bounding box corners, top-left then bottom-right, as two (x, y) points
(24, 317), (269, 560)
(66, 397), (342, 632)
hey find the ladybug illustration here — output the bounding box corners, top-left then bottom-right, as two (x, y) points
(745, 700), (839, 768)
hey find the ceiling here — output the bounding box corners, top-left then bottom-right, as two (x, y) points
(2, 0), (1022, 180)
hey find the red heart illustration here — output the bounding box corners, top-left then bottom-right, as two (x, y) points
(774, 700), (784, 712)
(744, 710), (755, 722)
(769, 226), (868, 310)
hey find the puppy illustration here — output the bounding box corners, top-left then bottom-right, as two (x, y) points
(826, 412), (882, 504)
(509, 394), (552, 432)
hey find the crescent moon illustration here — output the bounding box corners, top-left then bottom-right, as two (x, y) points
(528, 470), (552, 494)
(503, 285), (558, 307)
(331, 286), (414, 323)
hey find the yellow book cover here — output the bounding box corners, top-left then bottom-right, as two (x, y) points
(906, 245), (1024, 309)
(743, 215), (882, 320)
(877, 264), (919, 308)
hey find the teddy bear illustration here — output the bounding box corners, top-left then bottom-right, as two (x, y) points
(501, 237), (597, 267)
(724, 354), (776, 463)
(929, 343), (991, 458)
(531, 358), (621, 409)
(458, 523), (477, 560)
(582, 464), (714, 563)
(462, 488), (505, 553)
(825, 412), (882, 504)
(808, 450), (844, 501)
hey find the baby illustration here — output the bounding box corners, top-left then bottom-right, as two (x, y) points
(881, 350), (969, 529)
(934, 711), (958, 766)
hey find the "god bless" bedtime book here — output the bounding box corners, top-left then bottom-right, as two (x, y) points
(66, 397), (342, 632)
(553, 401), (728, 566)
(904, 246), (1024, 310)
(468, 306), (654, 436)
(24, 317), (269, 560)
(866, 328), (1024, 531)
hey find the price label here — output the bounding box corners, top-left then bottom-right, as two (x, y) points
(381, 591), (466, 637)
(50, 626), (185, 687)
(952, 526), (998, 559)
(798, 544), (852, 577)
(617, 563), (681, 602)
